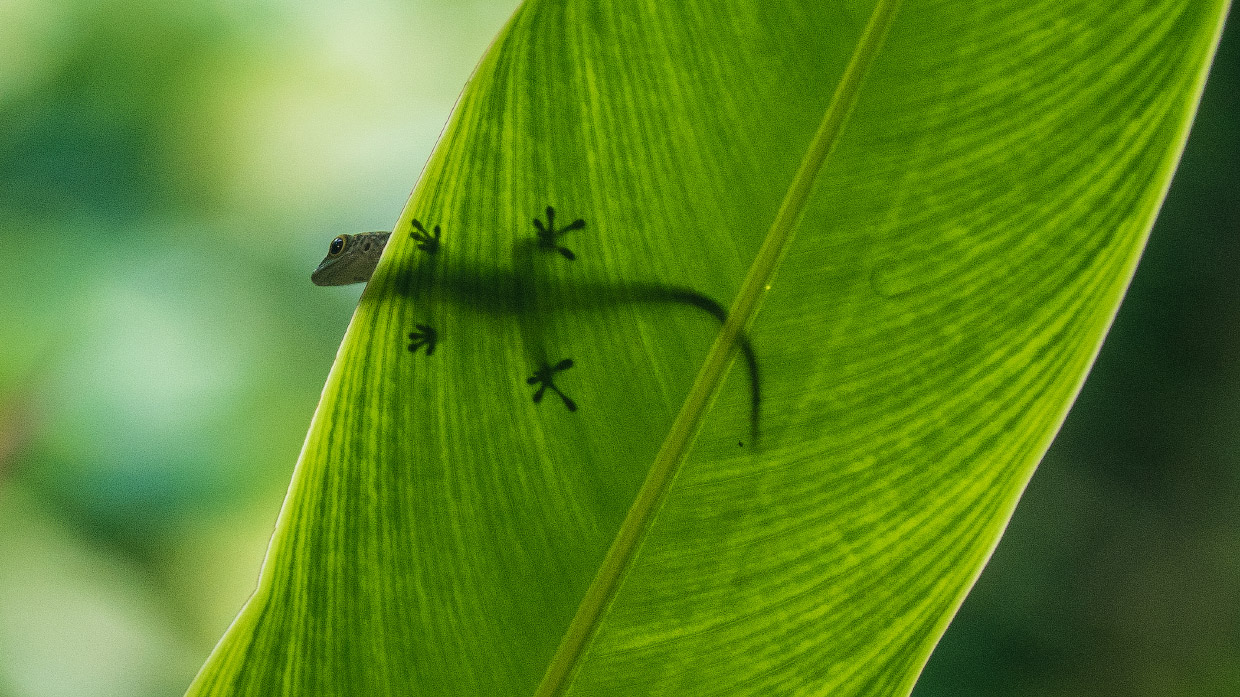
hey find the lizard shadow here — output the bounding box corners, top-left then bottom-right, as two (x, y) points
(389, 252), (762, 444)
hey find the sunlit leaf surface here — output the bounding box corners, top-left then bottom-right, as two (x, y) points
(188, 0), (1230, 694)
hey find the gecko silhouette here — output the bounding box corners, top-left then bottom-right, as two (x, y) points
(313, 209), (762, 443)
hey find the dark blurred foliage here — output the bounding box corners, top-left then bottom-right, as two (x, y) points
(0, 5), (223, 220)
(916, 10), (1240, 697)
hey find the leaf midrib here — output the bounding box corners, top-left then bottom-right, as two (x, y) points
(533, 1), (903, 694)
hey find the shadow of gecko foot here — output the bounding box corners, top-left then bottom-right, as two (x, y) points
(533, 206), (584, 260)
(407, 324), (438, 355)
(527, 358), (578, 411)
(410, 219), (441, 253)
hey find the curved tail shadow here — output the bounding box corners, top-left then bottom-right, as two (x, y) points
(626, 284), (761, 445)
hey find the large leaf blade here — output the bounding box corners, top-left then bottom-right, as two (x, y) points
(188, 0), (1230, 695)
(551, 2), (1231, 694)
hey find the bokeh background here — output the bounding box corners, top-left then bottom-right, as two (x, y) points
(0, 1), (1234, 695)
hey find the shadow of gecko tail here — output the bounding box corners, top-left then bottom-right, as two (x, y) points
(625, 284), (762, 445)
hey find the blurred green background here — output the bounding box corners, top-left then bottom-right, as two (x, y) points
(0, 1), (1234, 695)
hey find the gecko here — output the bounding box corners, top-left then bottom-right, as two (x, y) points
(312, 212), (762, 443)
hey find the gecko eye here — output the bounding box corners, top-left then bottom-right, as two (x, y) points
(329, 235), (347, 255)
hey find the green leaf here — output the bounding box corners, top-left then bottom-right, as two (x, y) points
(188, 0), (1230, 695)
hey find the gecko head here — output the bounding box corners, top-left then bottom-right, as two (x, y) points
(311, 232), (387, 286)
